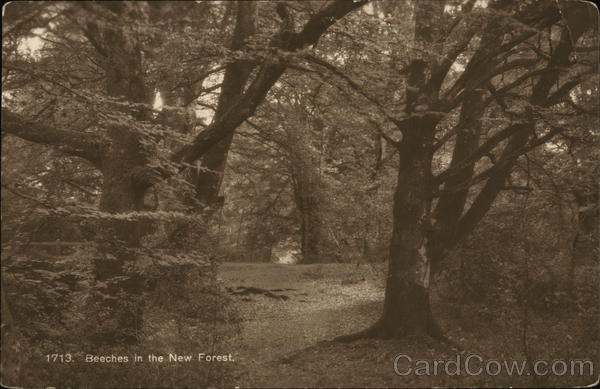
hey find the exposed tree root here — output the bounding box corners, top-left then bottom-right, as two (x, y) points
(333, 320), (387, 342)
(334, 315), (466, 354)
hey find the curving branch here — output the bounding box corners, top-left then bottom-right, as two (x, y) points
(175, 0), (369, 165)
(1, 108), (105, 166)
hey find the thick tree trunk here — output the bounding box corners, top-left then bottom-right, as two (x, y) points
(335, 115), (441, 341)
(334, 0), (593, 345)
(193, 134), (234, 206)
(364, 0), (445, 333)
(91, 127), (149, 345)
(84, 4), (152, 345)
(373, 118), (438, 337)
(192, 2), (257, 208)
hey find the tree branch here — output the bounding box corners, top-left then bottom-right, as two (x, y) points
(174, 0), (369, 165)
(1, 108), (105, 166)
(434, 121), (529, 184)
(304, 54), (402, 126)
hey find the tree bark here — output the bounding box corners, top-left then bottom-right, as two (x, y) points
(83, 3), (153, 345)
(336, 115), (440, 340)
(377, 117), (437, 336)
(192, 2), (257, 207)
(336, 0), (445, 342)
(90, 124), (150, 344)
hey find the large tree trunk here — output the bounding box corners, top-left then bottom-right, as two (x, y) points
(368, 0), (444, 333)
(336, 0), (445, 341)
(193, 134), (234, 206)
(84, 3), (152, 345)
(336, 0), (593, 343)
(192, 2), (257, 208)
(338, 116), (439, 340)
(378, 123), (435, 336)
(91, 127), (149, 345)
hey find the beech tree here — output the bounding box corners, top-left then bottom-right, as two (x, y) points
(2, 0), (368, 343)
(334, 0), (598, 340)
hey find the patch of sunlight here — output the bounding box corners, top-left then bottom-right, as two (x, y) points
(451, 61), (465, 72)
(276, 249), (299, 265)
(18, 28), (45, 58)
(153, 91), (164, 111)
(271, 242), (300, 264)
(570, 89), (578, 102)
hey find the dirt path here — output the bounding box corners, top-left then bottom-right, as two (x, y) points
(217, 263), (598, 388)
(216, 263), (477, 387)
(218, 263), (384, 364)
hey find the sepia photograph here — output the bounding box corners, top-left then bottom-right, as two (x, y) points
(1, 0), (599, 387)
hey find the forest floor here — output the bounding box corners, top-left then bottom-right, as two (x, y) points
(218, 262), (598, 388)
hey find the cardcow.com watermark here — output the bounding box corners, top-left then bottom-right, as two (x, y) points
(393, 354), (595, 377)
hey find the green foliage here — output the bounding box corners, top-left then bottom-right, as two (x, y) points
(2, 244), (241, 388)
(3, 247), (93, 341)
